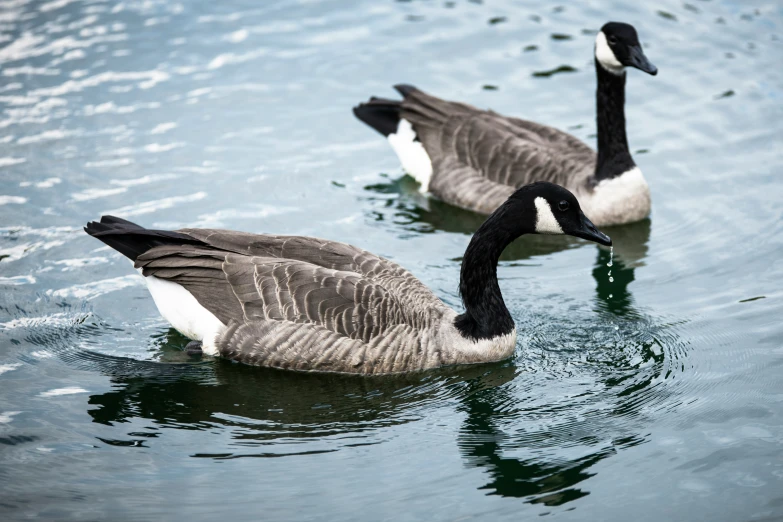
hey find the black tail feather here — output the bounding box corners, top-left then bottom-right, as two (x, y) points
(99, 215), (143, 227)
(352, 96), (403, 137)
(84, 215), (204, 262)
(394, 84), (418, 98)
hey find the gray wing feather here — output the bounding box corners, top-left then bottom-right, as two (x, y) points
(432, 113), (595, 189)
(181, 229), (387, 275)
(178, 229), (444, 318)
(399, 88), (596, 213)
(428, 156), (515, 215)
(222, 254), (423, 343)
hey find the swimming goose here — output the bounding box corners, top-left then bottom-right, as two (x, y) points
(85, 182), (610, 375)
(353, 22), (657, 227)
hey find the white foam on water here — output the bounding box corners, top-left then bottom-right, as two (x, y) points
(38, 387), (88, 398)
(47, 274), (143, 300)
(0, 363), (23, 376)
(0, 411), (21, 423)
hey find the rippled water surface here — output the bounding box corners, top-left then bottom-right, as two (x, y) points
(1, 0), (782, 520)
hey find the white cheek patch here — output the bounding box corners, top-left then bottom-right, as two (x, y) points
(534, 197), (564, 235)
(595, 32), (624, 74)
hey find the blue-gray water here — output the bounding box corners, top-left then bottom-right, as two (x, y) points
(1, 0), (782, 520)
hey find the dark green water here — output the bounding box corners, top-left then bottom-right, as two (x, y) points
(1, 0), (782, 520)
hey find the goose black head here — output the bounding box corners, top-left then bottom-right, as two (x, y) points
(509, 182), (612, 246)
(595, 22), (657, 76)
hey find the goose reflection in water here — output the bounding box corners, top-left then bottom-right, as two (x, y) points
(86, 347), (505, 451)
(84, 312), (672, 505)
(455, 365), (649, 505)
(457, 377), (621, 505)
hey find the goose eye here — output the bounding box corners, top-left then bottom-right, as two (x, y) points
(558, 200), (570, 212)
(608, 34), (618, 45)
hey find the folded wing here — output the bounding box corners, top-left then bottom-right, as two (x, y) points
(134, 231), (447, 342)
(398, 86), (596, 203)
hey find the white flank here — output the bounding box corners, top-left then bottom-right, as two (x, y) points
(534, 197), (564, 234)
(595, 32), (624, 74)
(387, 119), (433, 190)
(144, 275), (226, 355)
(580, 167), (651, 226)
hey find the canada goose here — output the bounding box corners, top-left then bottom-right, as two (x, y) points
(353, 22), (657, 227)
(85, 182), (610, 375)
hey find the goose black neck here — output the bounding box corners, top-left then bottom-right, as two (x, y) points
(454, 206), (519, 341)
(594, 61), (635, 182)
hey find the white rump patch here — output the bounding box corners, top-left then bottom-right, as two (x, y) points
(579, 167), (651, 226)
(144, 275), (226, 355)
(387, 119), (433, 190)
(534, 197), (564, 234)
(595, 32), (624, 74)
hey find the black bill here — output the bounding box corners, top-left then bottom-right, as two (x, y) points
(627, 45), (657, 75)
(573, 212), (612, 246)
